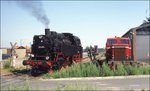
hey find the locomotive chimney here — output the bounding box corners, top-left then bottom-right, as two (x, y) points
(45, 28), (50, 35)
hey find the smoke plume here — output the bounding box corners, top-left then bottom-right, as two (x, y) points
(16, 1), (49, 28)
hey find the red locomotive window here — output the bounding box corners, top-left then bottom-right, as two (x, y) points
(120, 39), (129, 44)
(107, 40), (117, 44)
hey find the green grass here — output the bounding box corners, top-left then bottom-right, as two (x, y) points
(99, 63), (114, 76)
(43, 63), (150, 79)
(114, 64), (127, 76)
(124, 65), (150, 75)
(43, 63), (101, 78)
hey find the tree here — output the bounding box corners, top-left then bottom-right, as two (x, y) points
(84, 46), (90, 52)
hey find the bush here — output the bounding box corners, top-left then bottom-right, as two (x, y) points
(3, 58), (12, 69)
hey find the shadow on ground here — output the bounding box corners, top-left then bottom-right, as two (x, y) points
(11, 68), (48, 77)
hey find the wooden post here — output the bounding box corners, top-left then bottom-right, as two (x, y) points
(133, 29), (136, 62)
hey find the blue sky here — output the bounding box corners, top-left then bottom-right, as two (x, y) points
(1, 1), (149, 48)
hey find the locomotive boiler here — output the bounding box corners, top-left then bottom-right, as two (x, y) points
(23, 28), (82, 74)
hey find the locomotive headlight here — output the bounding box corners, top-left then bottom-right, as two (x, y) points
(46, 56), (49, 60)
(31, 54), (34, 57)
(39, 35), (43, 39)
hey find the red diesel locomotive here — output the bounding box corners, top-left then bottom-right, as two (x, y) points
(105, 37), (132, 64)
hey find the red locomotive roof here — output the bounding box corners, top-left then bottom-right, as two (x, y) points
(106, 37), (131, 46)
(107, 37), (130, 40)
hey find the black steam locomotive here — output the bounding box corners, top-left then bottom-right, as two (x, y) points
(23, 29), (82, 74)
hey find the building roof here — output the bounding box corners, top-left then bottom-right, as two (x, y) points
(15, 46), (31, 49)
(122, 23), (150, 37)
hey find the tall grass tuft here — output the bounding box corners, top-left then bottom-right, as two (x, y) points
(99, 63), (113, 76)
(114, 64), (127, 76)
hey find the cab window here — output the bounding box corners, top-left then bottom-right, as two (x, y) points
(120, 39), (129, 44)
(107, 40), (117, 44)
